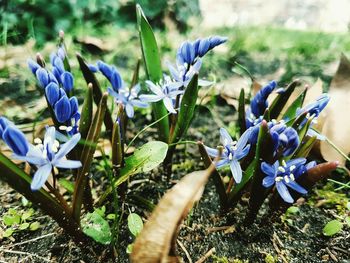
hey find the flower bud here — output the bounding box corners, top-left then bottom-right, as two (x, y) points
(61, 72), (74, 93)
(27, 59), (41, 75)
(35, 68), (49, 88)
(55, 95), (72, 123)
(2, 126), (29, 156)
(45, 82), (60, 106)
(69, 96), (79, 115)
(97, 60), (113, 79)
(0, 117), (10, 139)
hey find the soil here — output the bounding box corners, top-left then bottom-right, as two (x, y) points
(0, 97), (350, 263)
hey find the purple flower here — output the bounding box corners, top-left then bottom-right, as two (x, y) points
(261, 158), (316, 203)
(61, 72), (74, 93)
(205, 127), (251, 183)
(12, 127), (81, 191)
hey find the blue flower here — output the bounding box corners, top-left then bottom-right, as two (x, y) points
(97, 61), (123, 91)
(61, 72), (74, 93)
(270, 124), (299, 156)
(167, 59), (210, 88)
(177, 36), (227, 66)
(36, 68), (49, 88)
(0, 116), (10, 139)
(12, 127), (81, 191)
(261, 158), (315, 203)
(139, 79), (185, 114)
(27, 59), (41, 75)
(2, 125), (29, 156)
(108, 84), (149, 118)
(193, 36), (228, 57)
(205, 127), (251, 183)
(55, 95), (72, 123)
(296, 94), (330, 140)
(246, 80), (277, 128)
(45, 83), (60, 106)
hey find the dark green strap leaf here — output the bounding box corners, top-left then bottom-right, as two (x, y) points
(136, 4), (169, 142)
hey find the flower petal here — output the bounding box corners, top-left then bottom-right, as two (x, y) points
(261, 162), (276, 177)
(276, 181), (294, 203)
(236, 127), (251, 152)
(230, 159), (243, 183)
(54, 159), (82, 169)
(125, 103), (134, 118)
(204, 146), (219, 157)
(286, 181), (307, 194)
(139, 94), (162, 103)
(54, 133), (81, 161)
(163, 97), (176, 114)
(219, 128), (233, 146)
(215, 158), (229, 169)
(262, 175), (275, 188)
(31, 163), (52, 191)
(145, 80), (163, 96)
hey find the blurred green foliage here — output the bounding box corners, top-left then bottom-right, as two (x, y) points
(0, 0), (200, 46)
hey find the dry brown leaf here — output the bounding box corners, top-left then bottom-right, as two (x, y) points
(130, 165), (215, 263)
(320, 54), (350, 165)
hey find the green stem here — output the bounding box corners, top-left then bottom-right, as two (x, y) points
(126, 110), (174, 152)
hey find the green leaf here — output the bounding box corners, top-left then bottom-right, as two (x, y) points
(126, 244), (134, 254)
(116, 141), (168, 186)
(19, 223), (30, 230)
(269, 80), (300, 119)
(127, 213), (143, 237)
(136, 4), (169, 142)
(282, 89), (307, 120)
(238, 88), (246, 135)
(58, 178), (74, 194)
(170, 74), (199, 144)
(3, 215), (20, 226)
(347, 202), (350, 211)
(98, 141), (168, 203)
(293, 136), (317, 158)
(323, 220), (343, 236)
(81, 211), (112, 245)
(76, 53), (114, 139)
(29, 222), (40, 231)
(106, 214), (116, 220)
(3, 229), (14, 237)
(79, 84), (93, 140)
(95, 206), (106, 217)
(21, 209), (34, 221)
(286, 206), (299, 214)
(73, 94), (108, 222)
(345, 217), (350, 227)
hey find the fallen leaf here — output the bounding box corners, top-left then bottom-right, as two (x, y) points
(130, 165), (215, 263)
(320, 54), (350, 165)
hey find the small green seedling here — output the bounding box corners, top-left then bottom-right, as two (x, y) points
(1, 207), (40, 238)
(126, 213), (143, 254)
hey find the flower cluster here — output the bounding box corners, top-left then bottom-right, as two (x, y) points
(96, 61), (149, 118)
(0, 117), (81, 191)
(143, 36), (227, 114)
(28, 49), (80, 135)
